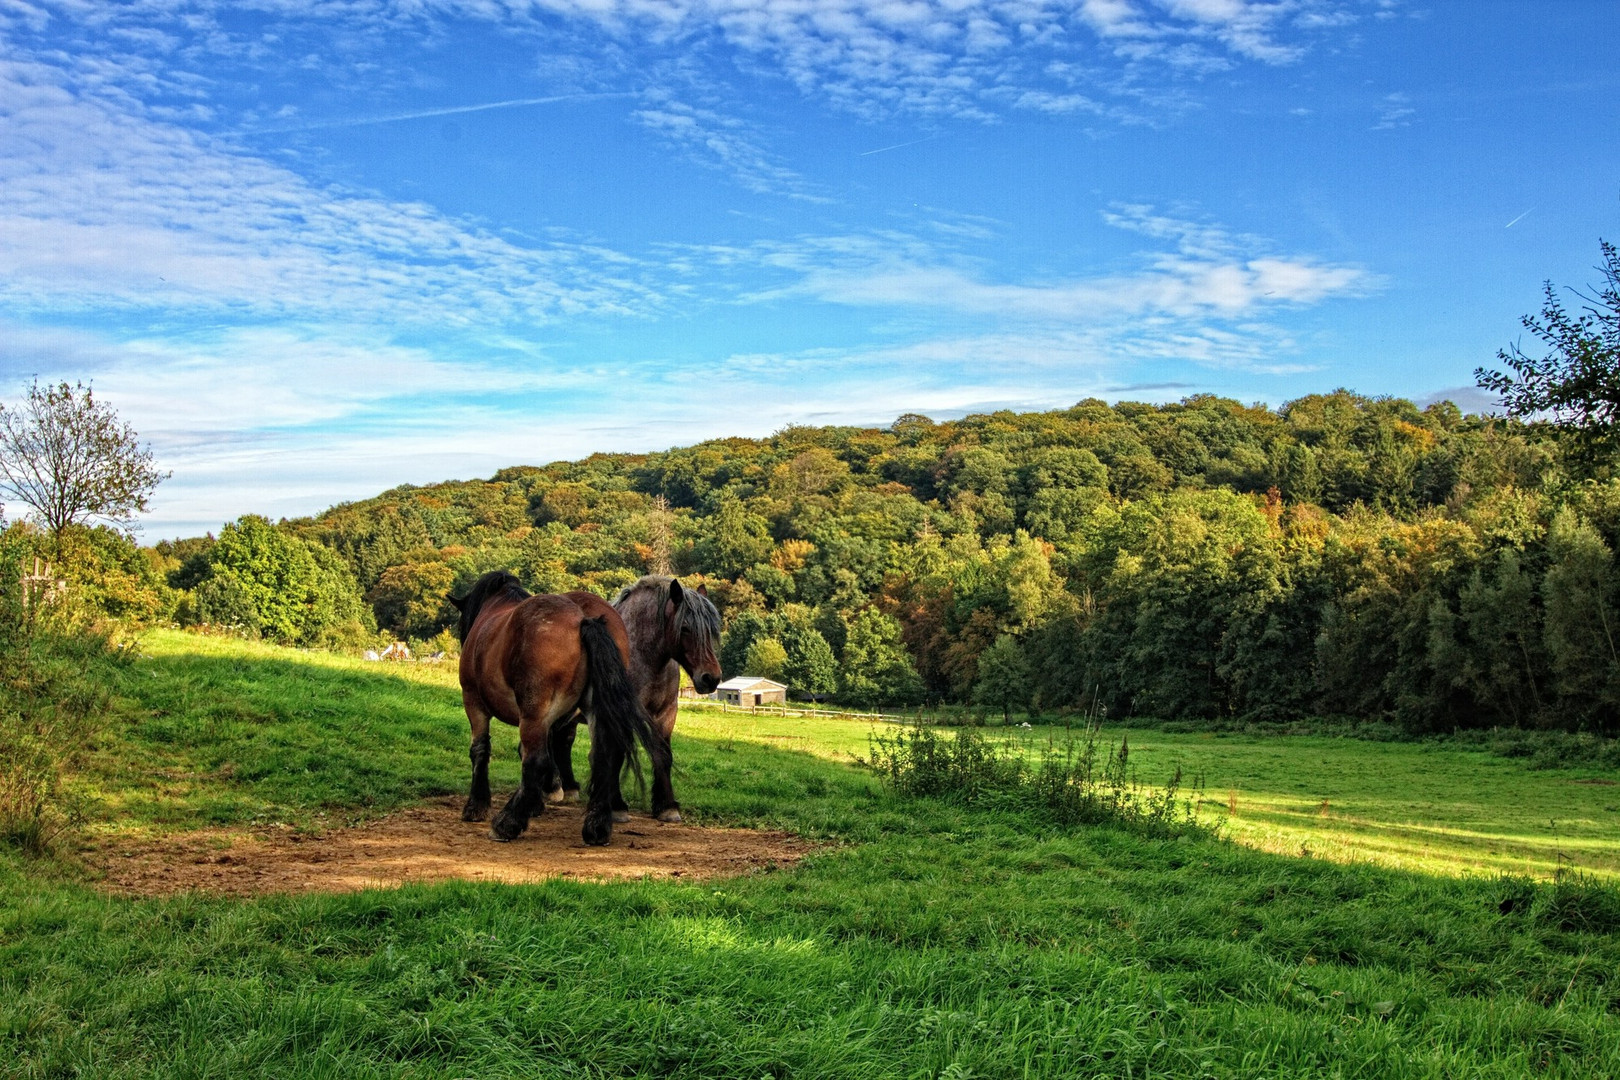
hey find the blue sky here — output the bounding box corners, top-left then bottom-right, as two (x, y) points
(1, 1), (1616, 536)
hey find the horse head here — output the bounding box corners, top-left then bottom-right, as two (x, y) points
(447, 570), (528, 643)
(666, 579), (722, 695)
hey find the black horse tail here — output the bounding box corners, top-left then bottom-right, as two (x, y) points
(577, 615), (667, 791)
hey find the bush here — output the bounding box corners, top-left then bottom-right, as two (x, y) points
(0, 582), (117, 853)
(868, 722), (1207, 838)
(0, 526), (143, 853)
(1453, 727), (1620, 770)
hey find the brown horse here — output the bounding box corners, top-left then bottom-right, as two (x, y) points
(448, 571), (666, 847)
(548, 576), (722, 822)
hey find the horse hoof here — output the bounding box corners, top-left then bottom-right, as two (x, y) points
(563, 788), (582, 803)
(582, 815), (612, 846)
(611, 810), (631, 824)
(490, 814), (527, 842)
(461, 802), (489, 823)
(544, 788), (565, 805)
(655, 808), (683, 823)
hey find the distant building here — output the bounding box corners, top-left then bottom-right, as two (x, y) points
(715, 676), (789, 706)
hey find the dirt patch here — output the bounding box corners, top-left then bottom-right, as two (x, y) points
(1571, 779), (1618, 786)
(92, 797), (817, 898)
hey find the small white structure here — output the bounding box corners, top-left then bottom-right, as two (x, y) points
(715, 676), (789, 707)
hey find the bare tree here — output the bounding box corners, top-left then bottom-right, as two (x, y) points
(0, 380), (169, 539)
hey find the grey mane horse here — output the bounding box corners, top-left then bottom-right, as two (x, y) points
(549, 576), (722, 822)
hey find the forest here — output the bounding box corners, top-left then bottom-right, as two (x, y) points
(36, 387), (1603, 738)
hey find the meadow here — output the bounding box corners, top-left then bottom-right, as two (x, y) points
(3, 629), (1620, 1077)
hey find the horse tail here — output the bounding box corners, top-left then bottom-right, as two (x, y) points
(578, 615), (666, 791)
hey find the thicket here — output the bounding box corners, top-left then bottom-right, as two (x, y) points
(0, 524), (148, 851)
(150, 390), (1620, 736)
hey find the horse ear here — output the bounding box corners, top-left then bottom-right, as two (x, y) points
(446, 593), (464, 611)
(695, 582), (708, 597)
(669, 579), (685, 608)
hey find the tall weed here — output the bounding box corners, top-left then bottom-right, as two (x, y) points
(868, 721), (1207, 838)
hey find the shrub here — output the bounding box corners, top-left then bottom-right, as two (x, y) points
(0, 598), (115, 853)
(868, 721), (1207, 838)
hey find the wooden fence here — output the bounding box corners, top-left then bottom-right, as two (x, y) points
(684, 699), (940, 725)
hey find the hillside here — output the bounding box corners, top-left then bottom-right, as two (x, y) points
(146, 390), (1620, 735)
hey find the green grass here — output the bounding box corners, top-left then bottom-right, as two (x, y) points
(675, 703), (1620, 881)
(3, 629), (1620, 1077)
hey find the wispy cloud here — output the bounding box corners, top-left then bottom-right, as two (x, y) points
(0, 320), (659, 534)
(0, 58), (660, 323)
(0, 2), (1384, 537)
(248, 93), (638, 134)
(1372, 90), (1416, 129)
(9, 1), (1364, 130)
(707, 204), (1371, 334)
(632, 97), (827, 200)
(1079, 0), (1343, 67)
(859, 134), (942, 156)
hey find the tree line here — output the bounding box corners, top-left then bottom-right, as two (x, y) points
(101, 387), (1609, 736)
(8, 242), (1619, 736)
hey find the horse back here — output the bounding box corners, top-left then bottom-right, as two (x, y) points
(461, 593), (591, 723)
(563, 591), (634, 661)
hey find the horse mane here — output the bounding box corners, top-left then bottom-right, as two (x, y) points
(453, 570), (530, 642)
(613, 575), (721, 644)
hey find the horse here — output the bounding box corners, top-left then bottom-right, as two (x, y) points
(546, 576), (722, 823)
(447, 570), (667, 847)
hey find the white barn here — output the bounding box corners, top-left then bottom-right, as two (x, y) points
(715, 676), (789, 706)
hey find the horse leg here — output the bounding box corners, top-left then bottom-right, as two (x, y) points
(581, 717), (627, 847)
(490, 722), (551, 842)
(547, 715), (582, 803)
(604, 717), (632, 823)
(611, 769), (631, 823)
(649, 705), (681, 823)
(462, 698), (493, 823)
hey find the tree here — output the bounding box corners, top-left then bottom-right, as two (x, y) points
(1476, 240), (1620, 469)
(721, 609), (770, 675)
(779, 621), (838, 697)
(702, 490), (771, 578)
(1542, 508), (1620, 733)
(838, 607), (924, 707)
(973, 634), (1030, 722)
(194, 515), (371, 645)
(0, 381), (168, 542)
(366, 560), (457, 639)
(743, 637), (789, 682)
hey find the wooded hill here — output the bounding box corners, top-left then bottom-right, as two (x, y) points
(139, 390), (1620, 736)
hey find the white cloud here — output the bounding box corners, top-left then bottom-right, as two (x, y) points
(1372, 90), (1415, 129)
(0, 320), (654, 535)
(10, 1), (1361, 129)
(632, 97), (827, 200)
(0, 5), (1382, 535)
(723, 205), (1370, 324)
(0, 56), (662, 323)
(0, 55), (667, 323)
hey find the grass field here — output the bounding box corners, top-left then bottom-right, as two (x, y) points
(675, 703), (1620, 882)
(3, 628), (1620, 1077)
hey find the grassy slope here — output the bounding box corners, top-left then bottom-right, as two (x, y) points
(2, 630), (1618, 1078)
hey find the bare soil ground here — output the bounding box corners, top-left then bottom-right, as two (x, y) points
(91, 797), (817, 898)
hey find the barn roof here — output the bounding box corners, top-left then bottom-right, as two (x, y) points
(716, 676), (789, 692)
